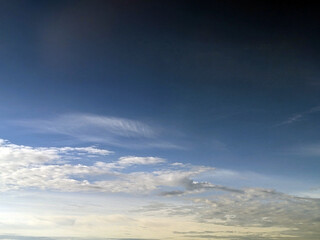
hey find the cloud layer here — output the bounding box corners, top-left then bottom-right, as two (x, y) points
(0, 139), (319, 239)
(0, 139), (211, 193)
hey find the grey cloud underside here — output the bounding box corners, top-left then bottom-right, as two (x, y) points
(177, 235), (285, 239)
(138, 188), (320, 240)
(180, 236), (305, 240)
(160, 181), (243, 196)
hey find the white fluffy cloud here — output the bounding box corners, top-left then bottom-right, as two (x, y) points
(117, 156), (166, 166)
(0, 139), (319, 239)
(0, 139), (213, 193)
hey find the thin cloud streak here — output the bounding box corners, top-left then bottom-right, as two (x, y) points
(277, 105), (320, 126)
(15, 113), (155, 137)
(13, 113), (181, 149)
(288, 143), (320, 157)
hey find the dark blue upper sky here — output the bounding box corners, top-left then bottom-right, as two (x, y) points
(1, 0), (320, 182)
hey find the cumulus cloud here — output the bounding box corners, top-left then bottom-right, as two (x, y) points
(0, 139), (319, 239)
(0, 139), (111, 165)
(0, 139), (214, 194)
(57, 146), (112, 155)
(117, 156), (166, 166)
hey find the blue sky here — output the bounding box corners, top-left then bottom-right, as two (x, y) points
(0, 1), (320, 239)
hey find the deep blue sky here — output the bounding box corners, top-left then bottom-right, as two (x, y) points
(1, 0), (320, 181)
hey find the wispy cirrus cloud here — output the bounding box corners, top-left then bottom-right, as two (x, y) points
(283, 142), (320, 163)
(15, 113), (155, 138)
(277, 105), (320, 126)
(295, 143), (320, 156)
(13, 113), (182, 149)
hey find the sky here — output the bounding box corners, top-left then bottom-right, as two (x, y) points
(0, 0), (320, 239)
